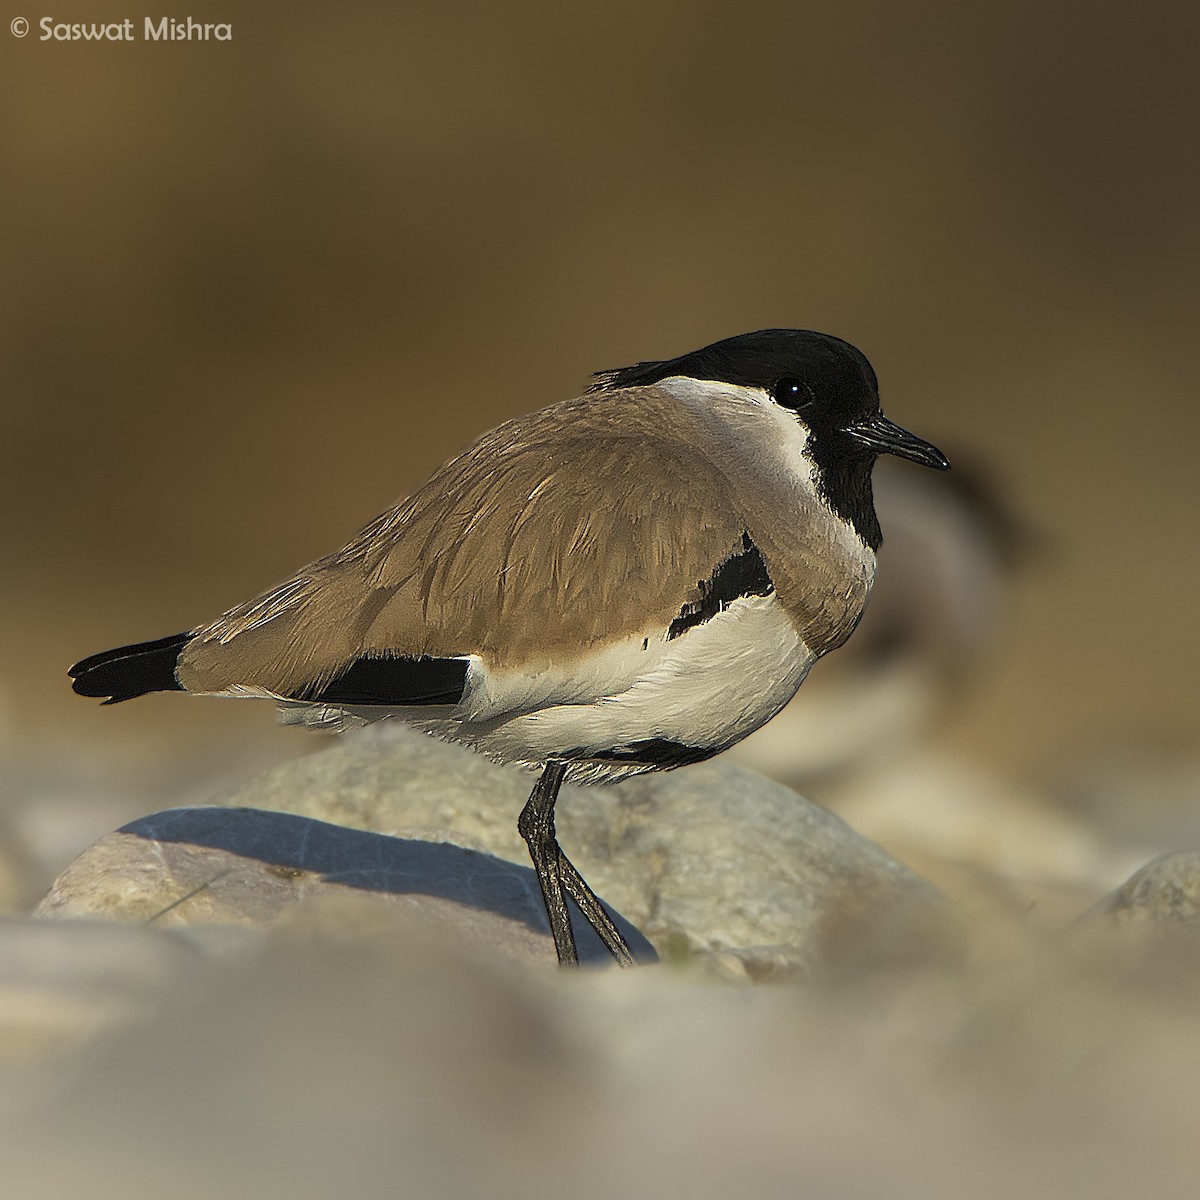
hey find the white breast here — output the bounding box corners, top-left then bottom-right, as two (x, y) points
(414, 593), (815, 780)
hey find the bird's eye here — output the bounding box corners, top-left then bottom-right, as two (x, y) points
(772, 378), (815, 410)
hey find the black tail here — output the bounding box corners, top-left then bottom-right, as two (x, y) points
(69, 632), (193, 704)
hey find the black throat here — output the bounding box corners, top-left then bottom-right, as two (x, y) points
(808, 440), (881, 551)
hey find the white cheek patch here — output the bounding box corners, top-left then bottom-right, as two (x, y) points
(656, 375), (875, 564)
(654, 376), (819, 489)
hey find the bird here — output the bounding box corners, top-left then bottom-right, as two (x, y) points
(69, 329), (949, 967)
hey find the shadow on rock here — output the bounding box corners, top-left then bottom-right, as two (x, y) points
(36, 806), (656, 967)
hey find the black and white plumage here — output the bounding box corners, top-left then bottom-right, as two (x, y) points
(70, 328), (949, 966)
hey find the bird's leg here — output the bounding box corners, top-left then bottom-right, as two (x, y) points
(556, 848), (636, 968)
(518, 761), (578, 966)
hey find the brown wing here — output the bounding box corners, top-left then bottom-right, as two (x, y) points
(177, 390), (750, 697)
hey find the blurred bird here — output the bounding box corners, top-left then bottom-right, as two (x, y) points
(69, 329), (949, 966)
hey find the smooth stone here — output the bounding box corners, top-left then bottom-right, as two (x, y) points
(215, 724), (954, 974)
(1084, 850), (1200, 935)
(0, 921), (583, 1196)
(0, 917), (202, 1062)
(35, 806), (656, 967)
(5, 914), (1200, 1200)
(811, 750), (1147, 929)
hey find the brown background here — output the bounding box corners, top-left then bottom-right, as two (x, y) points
(2, 1), (1197, 785)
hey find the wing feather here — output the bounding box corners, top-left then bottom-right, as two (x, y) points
(177, 389), (750, 696)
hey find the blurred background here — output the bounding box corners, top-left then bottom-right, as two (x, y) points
(1, 0), (1198, 894)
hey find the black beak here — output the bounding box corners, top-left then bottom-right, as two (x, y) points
(845, 414), (950, 470)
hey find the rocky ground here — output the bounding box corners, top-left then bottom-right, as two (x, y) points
(1, 722), (1199, 1199)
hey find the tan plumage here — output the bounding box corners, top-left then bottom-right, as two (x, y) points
(178, 387), (763, 697)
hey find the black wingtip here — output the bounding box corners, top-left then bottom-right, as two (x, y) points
(70, 631), (192, 703)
